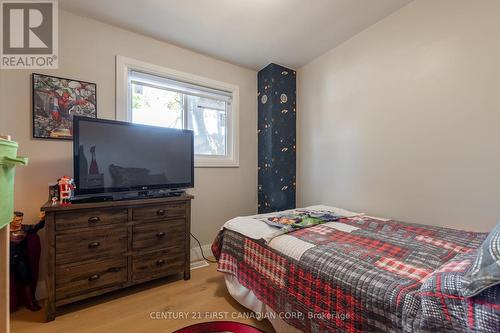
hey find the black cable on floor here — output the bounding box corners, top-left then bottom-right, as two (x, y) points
(190, 233), (217, 263)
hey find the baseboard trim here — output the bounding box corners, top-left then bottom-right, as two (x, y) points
(190, 260), (209, 270)
(35, 244), (214, 301)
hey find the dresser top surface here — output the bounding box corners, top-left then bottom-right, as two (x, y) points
(41, 194), (194, 212)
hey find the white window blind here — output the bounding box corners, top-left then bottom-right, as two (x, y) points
(129, 70), (233, 103)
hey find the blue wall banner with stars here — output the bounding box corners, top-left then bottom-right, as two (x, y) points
(258, 63), (296, 213)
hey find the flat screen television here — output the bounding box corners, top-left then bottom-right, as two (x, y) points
(73, 116), (194, 198)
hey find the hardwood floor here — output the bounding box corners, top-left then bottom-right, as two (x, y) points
(11, 263), (275, 333)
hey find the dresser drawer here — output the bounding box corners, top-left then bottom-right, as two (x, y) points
(132, 203), (186, 221)
(132, 219), (185, 252)
(55, 208), (127, 231)
(132, 249), (185, 282)
(56, 226), (127, 265)
(56, 257), (127, 301)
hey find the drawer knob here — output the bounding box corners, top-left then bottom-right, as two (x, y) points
(156, 259), (165, 266)
(88, 216), (101, 224)
(88, 274), (100, 282)
(156, 209), (166, 216)
(156, 231), (166, 238)
(88, 241), (100, 248)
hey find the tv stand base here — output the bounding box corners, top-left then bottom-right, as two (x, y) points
(41, 194), (193, 322)
(71, 189), (187, 204)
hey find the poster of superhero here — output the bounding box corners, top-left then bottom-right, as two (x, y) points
(32, 73), (97, 140)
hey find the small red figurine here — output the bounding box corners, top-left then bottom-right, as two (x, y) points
(57, 176), (75, 205)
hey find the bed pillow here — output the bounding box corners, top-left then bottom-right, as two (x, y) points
(462, 222), (500, 297)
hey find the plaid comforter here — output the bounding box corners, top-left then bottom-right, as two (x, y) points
(212, 212), (499, 332)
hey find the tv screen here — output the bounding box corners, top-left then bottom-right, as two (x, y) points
(73, 116), (194, 196)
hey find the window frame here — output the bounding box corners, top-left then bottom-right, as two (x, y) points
(116, 56), (239, 168)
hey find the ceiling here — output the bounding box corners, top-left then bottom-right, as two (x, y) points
(60, 0), (412, 70)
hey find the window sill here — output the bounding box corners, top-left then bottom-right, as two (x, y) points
(194, 156), (239, 168)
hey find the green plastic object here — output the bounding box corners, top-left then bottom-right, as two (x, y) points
(0, 138), (28, 229)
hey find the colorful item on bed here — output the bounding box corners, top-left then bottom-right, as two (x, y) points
(213, 213), (498, 332)
(257, 209), (343, 241)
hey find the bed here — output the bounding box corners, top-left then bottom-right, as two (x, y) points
(211, 205), (499, 333)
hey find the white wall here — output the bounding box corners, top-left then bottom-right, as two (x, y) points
(298, 0), (500, 232)
(0, 10), (257, 248)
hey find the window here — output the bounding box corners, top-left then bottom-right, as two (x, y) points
(116, 56), (239, 167)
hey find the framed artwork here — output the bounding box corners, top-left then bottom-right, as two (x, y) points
(32, 73), (97, 140)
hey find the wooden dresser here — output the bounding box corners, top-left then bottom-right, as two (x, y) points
(41, 194), (193, 322)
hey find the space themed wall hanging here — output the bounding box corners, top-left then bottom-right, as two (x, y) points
(258, 63), (296, 213)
